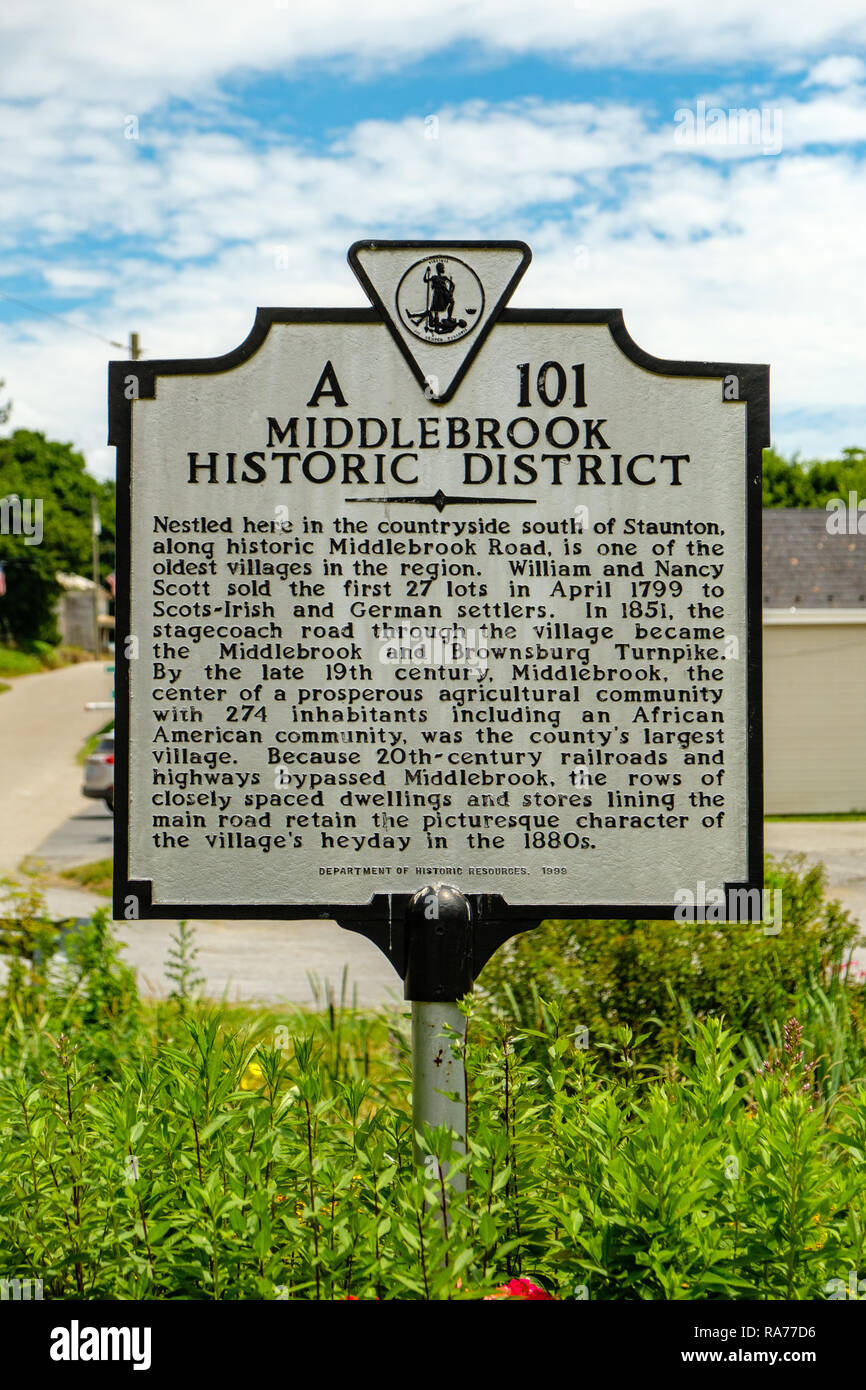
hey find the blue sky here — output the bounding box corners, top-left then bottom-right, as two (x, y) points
(1, 1), (865, 478)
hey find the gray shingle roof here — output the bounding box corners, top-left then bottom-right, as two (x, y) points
(763, 509), (866, 609)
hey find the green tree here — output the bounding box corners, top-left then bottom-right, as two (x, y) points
(762, 446), (866, 508)
(0, 379), (11, 427)
(0, 430), (115, 645)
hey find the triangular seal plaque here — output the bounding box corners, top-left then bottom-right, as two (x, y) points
(348, 239), (531, 402)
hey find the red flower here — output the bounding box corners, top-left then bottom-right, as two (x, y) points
(484, 1278), (553, 1300)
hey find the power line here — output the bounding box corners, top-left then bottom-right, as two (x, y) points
(0, 287), (126, 350)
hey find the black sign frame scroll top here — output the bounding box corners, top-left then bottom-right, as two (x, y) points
(109, 239), (768, 986)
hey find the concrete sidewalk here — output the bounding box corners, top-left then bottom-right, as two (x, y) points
(764, 820), (866, 935)
(0, 661), (112, 877)
(1, 881), (404, 1009)
(26, 814), (866, 1007)
(103, 818), (862, 1001)
(0, 665), (403, 1007)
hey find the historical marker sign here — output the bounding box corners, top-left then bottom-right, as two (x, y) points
(110, 240), (766, 967)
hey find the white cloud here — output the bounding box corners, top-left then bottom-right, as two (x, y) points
(2, 8), (866, 474)
(2, 0), (866, 111)
(4, 121), (866, 476)
(781, 89), (866, 147)
(42, 267), (115, 293)
(805, 54), (866, 88)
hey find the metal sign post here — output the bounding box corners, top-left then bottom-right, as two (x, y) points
(405, 883), (473, 1209)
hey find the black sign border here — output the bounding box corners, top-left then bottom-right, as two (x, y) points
(109, 300), (767, 979)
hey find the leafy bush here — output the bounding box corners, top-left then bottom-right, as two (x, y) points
(0, 645), (44, 678)
(23, 639), (61, 668)
(1, 876), (865, 1300)
(0, 643), (95, 679)
(477, 856), (863, 1073)
(1, 993), (865, 1299)
(0, 883), (139, 1075)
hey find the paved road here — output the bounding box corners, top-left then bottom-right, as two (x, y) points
(764, 820), (866, 943)
(0, 661), (113, 877)
(28, 803), (866, 1003)
(34, 893), (402, 1010)
(13, 875), (404, 1009)
(104, 906), (403, 1009)
(29, 805), (403, 1008)
(0, 665), (401, 1007)
(41, 803), (866, 941)
(28, 810), (404, 1006)
(3, 667), (862, 1004)
(0, 879), (404, 1008)
(32, 798), (114, 868)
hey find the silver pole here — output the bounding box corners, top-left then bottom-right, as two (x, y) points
(404, 883), (473, 1231)
(412, 1000), (467, 1197)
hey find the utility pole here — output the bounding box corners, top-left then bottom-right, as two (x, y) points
(91, 495), (101, 657)
(129, 332), (142, 361)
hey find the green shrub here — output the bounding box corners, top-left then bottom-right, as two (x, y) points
(0, 642), (91, 678)
(23, 639), (61, 668)
(0, 883), (139, 1076)
(1, 877), (865, 1299)
(1, 991), (865, 1299)
(477, 855), (863, 1073)
(0, 645), (43, 678)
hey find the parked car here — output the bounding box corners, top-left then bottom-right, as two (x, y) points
(83, 731), (114, 813)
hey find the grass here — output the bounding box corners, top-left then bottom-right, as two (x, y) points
(1, 879), (865, 1300)
(59, 858), (113, 896)
(0, 642), (95, 679)
(16, 858), (113, 900)
(766, 812), (866, 821)
(0, 681), (9, 695)
(1, 937), (866, 1300)
(0, 645), (43, 677)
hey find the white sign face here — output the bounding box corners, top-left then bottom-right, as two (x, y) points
(112, 241), (766, 924)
